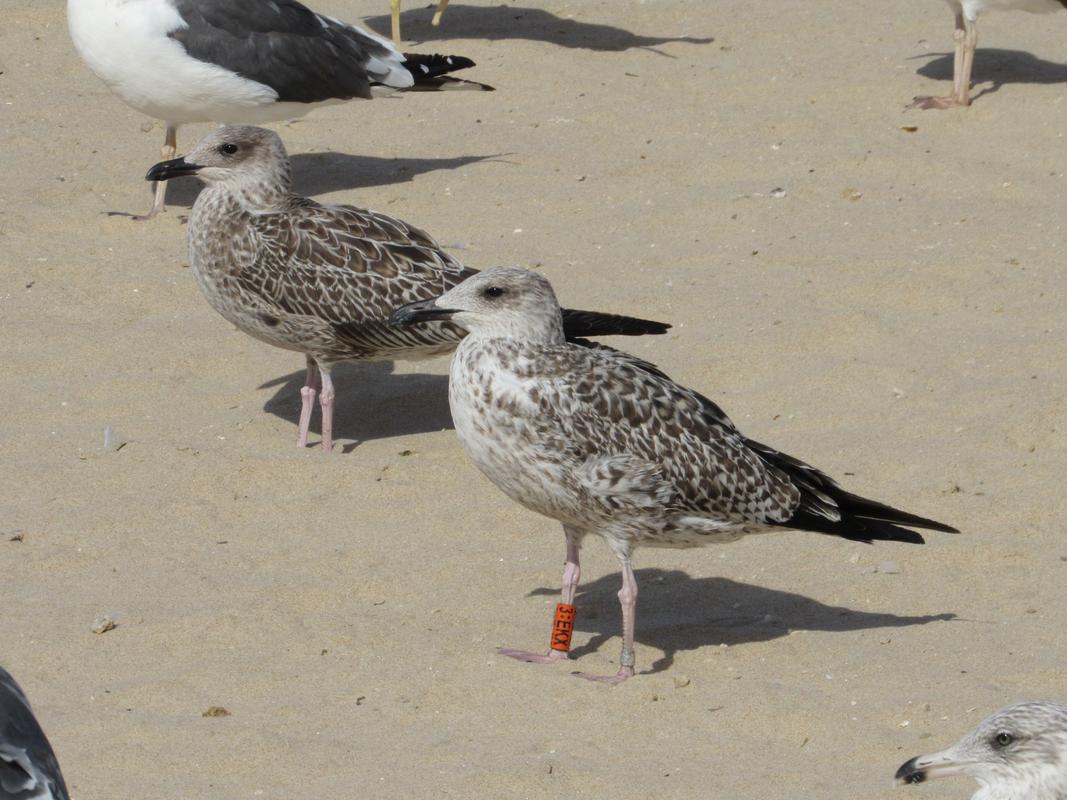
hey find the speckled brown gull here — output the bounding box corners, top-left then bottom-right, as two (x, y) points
(146, 127), (670, 452)
(915, 0), (1067, 108)
(897, 700), (1067, 799)
(391, 267), (959, 684)
(0, 667), (69, 800)
(67, 0), (491, 219)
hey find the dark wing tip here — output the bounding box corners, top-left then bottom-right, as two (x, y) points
(561, 308), (671, 339)
(399, 54), (494, 91)
(401, 53), (477, 72)
(777, 511), (928, 545)
(840, 493), (960, 534)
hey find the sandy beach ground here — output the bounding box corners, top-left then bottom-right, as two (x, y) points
(2, 1), (1066, 797)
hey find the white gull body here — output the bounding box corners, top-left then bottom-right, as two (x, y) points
(897, 700), (1067, 799)
(67, 0), (411, 124)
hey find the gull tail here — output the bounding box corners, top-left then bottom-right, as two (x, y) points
(401, 54), (495, 91)
(560, 308), (671, 339)
(750, 438), (959, 544)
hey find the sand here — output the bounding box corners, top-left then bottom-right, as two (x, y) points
(2, 0), (1066, 797)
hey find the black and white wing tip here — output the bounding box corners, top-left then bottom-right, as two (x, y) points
(401, 53), (495, 91)
(0, 667), (69, 800)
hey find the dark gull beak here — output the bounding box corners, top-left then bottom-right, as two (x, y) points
(895, 749), (967, 785)
(390, 298), (459, 326)
(145, 156), (202, 182)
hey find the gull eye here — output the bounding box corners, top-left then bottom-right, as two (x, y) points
(483, 286), (505, 299)
(993, 732), (1014, 748)
(219, 143), (239, 155)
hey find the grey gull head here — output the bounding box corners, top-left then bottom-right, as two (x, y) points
(392, 267), (958, 684)
(67, 0), (491, 218)
(146, 125), (293, 200)
(0, 666), (69, 800)
(391, 266), (566, 343)
(896, 700), (1067, 799)
(146, 130), (670, 453)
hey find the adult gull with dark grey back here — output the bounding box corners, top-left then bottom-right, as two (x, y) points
(0, 666), (69, 800)
(67, 0), (491, 218)
(145, 126), (670, 452)
(897, 700), (1067, 798)
(391, 267), (958, 683)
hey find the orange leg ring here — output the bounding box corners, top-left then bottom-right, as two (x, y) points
(550, 603), (577, 652)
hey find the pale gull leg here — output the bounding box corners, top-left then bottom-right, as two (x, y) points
(498, 528), (581, 665)
(913, 13), (975, 109)
(390, 0), (402, 44)
(296, 355), (321, 448)
(319, 365), (336, 453)
(134, 124), (178, 220)
(573, 557), (637, 685)
(431, 0), (449, 26)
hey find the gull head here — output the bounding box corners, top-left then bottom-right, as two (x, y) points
(896, 701), (1067, 799)
(144, 125), (291, 196)
(390, 267), (565, 343)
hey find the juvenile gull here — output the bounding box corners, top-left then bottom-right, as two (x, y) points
(67, 0), (491, 219)
(915, 0), (1067, 108)
(146, 126), (670, 453)
(0, 667), (69, 800)
(896, 700), (1067, 799)
(391, 267), (959, 683)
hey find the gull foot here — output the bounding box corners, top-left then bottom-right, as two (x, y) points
(910, 95), (969, 110)
(571, 666), (635, 685)
(497, 647), (569, 665)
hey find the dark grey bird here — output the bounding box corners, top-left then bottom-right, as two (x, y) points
(0, 667), (69, 800)
(391, 267), (958, 683)
(145, 126), (670, 452)
(897, 700), (1067, 799)
(67, 0), (492, 219)
(915, 0), (1067, 108)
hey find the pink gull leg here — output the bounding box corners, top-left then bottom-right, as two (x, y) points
(318, 365), (336, 453)
(573, 557), (638, 685)
(913, 13), (976, 109)
(498, 531), (581, 665)
(296, 356), (321, 448)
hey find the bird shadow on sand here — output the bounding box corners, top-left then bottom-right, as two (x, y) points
(364, 4), (713, 53)
(913, 48), (1067, 103)
(155, 151), (501, 210)
(525, 568), (954, 675)
(259, 360), (453, 451)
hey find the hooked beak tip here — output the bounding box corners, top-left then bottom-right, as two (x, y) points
(389, 299), (458, 326)
(145, 157), (201, 182)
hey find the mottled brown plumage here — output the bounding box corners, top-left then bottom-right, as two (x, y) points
(391, 267), (958, 682)
(146, 126), (669, 451)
